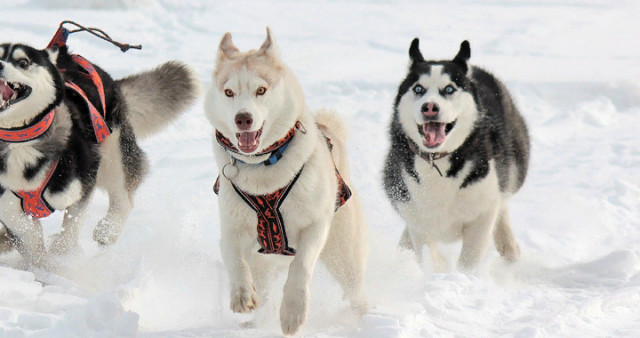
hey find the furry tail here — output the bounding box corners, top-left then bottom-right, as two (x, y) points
(315, 109), (349, 144)
(117, 61), (200, 138)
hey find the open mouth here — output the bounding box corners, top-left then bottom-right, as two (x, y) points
(236, 124), (264, 153)
(417, 120), (456, 148)
(0, 79), (32, 112)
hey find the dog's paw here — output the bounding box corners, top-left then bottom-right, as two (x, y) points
(49, 232), (78, 255)
(230, 285), (258, 313)
(93, 219), (121, 246)
(280, 288), (308, 335)
(498, 239), (521, 262)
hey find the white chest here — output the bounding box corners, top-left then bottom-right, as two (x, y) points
(0, 143), (46, 191)
(399, 157), (501, 241)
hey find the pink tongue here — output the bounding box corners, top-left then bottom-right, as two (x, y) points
(237, 130), (260, 153)
(0, 80), (15, 101)
(422, 122), (446, 147)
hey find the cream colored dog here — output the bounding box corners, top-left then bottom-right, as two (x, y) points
(204, 28), (368, 335)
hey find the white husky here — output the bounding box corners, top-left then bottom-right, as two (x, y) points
(204, 28), (368, 335)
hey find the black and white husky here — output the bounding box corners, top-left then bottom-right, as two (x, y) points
(0, 42), (199, 266)
(205, 29), (367, 335)
(384, 39), (530, 271)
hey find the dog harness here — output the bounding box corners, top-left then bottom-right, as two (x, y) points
(0, 23), (118, 219)
(213, 124), (352, 256)
(48, 24), (112, 143)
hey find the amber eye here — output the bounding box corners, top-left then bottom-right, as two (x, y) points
(224, 89), (234, 97)
(256, 86), (267, 96)
(17, 59), (30, 69)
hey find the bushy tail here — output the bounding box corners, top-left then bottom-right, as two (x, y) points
(315, 109), (349, 144)
(116, 61), (200, 138)
(315, 109), (351, 173)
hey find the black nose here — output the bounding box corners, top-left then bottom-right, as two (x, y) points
(0, 62), (3, 71)
(421, 102), (440, 118)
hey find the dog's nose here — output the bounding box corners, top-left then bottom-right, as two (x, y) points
(0, 62), (3, 71)
(235, 113), (254, 130)
(421, 102), (439, 118)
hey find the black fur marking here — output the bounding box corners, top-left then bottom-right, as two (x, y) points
(383, 118), (420, 206)
(23, 157), (48, 181)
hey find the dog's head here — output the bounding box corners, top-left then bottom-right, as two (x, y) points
(0, 44), (63, 129)
(395, 39), (479, 153)
(205, 28), (304, 154)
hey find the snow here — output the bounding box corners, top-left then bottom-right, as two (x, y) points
(1, 0), (640, 336)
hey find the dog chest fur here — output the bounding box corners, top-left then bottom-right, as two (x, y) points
(399, 157), (501, 242)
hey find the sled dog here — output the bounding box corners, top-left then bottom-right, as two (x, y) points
(205, 28), (367, 335)
(0, 40), (199, 266)
(383, 39), (530, 271)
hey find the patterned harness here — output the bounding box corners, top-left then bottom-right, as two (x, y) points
(213, 124), (352, 256)
(0, 24), (111, 218)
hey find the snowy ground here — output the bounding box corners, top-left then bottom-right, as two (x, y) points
(1, 0), (640, 336)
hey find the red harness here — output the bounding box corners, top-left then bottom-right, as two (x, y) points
(213, 125), (352, 256)
(0, 24), (112, 219)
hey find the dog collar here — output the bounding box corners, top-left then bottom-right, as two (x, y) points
(215, 121), (303, 166)
(406, 136), (449, 177)
(0, 110), (56, 143)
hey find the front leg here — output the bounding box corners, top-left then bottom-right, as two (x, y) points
(0, 192), (48, 266)
(221, 222), (258, 314)
(50, 196), (90, 255)
(458, 207), (499, 270)
(280, 220), (331, 335)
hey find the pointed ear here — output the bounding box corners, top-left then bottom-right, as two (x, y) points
(45, 46), (59, 65)
(409, 38), (424, 64)
(256, 27), (280, 59)
(453, 40), (471, 66)
(217, 32), (240, 63)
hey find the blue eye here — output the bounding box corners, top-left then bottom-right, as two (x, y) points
(413, 85), (425, 95)
(444, 85), (456, 95)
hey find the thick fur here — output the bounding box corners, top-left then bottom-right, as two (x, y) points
(205, 29), (367, 335)
(0, 43), (198, 265)
(384, 39), (529, 271)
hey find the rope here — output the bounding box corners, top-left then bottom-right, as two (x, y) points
(59, 20), (142, 52)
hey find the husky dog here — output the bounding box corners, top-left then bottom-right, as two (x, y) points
(205, 28), (367, 335)
(384, 39), (529, 271)
(0, 42), (199, 266)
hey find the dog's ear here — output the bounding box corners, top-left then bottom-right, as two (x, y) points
(217, 32), (240, 62)
(256, 27), (280, 59)
(453, 40), (471, 68)
(409, 38), (424, 65)
(44, 46), (59, 66)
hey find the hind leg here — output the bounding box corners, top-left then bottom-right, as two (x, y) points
(49, 196), (91, 255)
(94, 127), (147, 245)
(320, 207), (369, 314)
(493, 206), (520, 262)
(0, 192), (47, 266)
